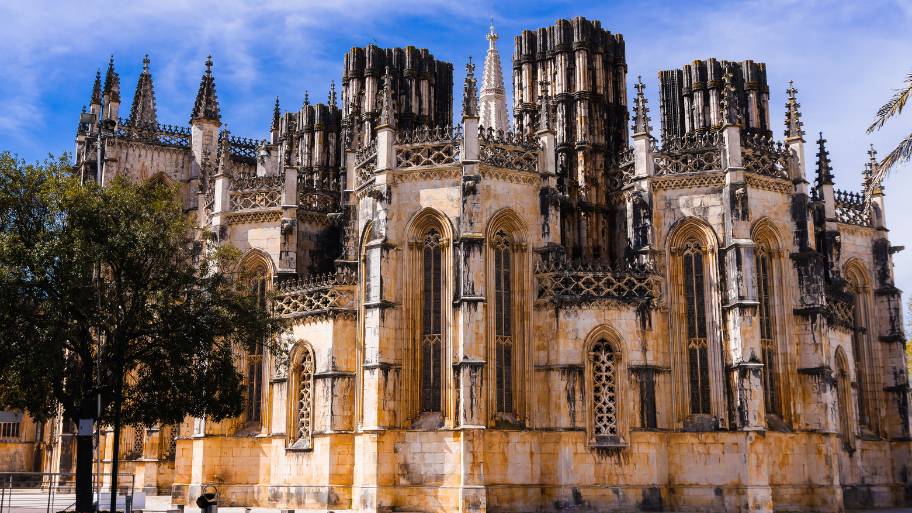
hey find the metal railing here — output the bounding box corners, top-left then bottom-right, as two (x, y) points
(0, 472), (135, 513)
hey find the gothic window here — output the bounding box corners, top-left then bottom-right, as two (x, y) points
(835, 349), (855, 451)
(683, 241), (711, 415)
(590, 339), (619, 442)
(493, 231), (514, 414)
(246, 264), (267, 423)
(851, 287), (870, 429)
(290, 344), (315, 450)
(755, 247), (780, 415)
(421, 229), (443, 412)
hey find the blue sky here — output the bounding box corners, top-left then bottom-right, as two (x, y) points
(2, 0), (912, 310)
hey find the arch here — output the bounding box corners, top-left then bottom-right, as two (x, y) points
(486, 207), (530, 245)
(146, 171), (176, 188)
(287, 341), (316, 450)
(236, 248), (273, 426)
(843, 258), (872, 290)
(751, 217), (785, 253)
(666, 216), (719, 254)
(584, 325), (627, 446)
(406, 207), (456, 243)
(236, 248), (277, 278)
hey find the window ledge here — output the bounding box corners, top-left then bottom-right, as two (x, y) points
(286, 438), (314, 452)
(589, 436), (627, 449)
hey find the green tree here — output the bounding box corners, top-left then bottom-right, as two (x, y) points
(0, 152), (285, 511)
(868, 71), (912, 176)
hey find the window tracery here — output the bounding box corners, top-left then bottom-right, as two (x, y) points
(421, 229), (443, 412)
(290, 344), (315, 450)
(755, 247), (780, 415)
(682, 240), (710, 415)
(590, 339), (619, 441)
(493, 230), (513, 413)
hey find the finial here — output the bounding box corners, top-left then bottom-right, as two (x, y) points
(487, 18), (498, 48)
(142, 54), (150, 72)
(329, 81), (337, 108)
(272, 96), (281, 130)
(632, 75), (651, 135)
(537, 80), (551, 131)
(463, 57), (479, 118)
(191, 54), (221, 122)
(91, 68), (102, 105)
(815, 131), (834, 186)
(103, 55), (121, 102)
(720, 65), (741, 127)
(784, 80), (804, 140)
(379, 66), (396, 128)
(303, 90), (310, 107)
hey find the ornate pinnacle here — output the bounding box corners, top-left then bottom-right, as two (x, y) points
(865, 144), (885, 194)
(103, 55), (121, 103)
(480, 21), (509, 132)
(538, 80), (551, 131)
(378, 66), (396, 128)
(329, 81), (337, 108)
(632, 75), (652, 135)
(90, 69), (102, 106)
(784, 80), (804, 140)
(487, 18), (498, 49)
(303, 90), (310, 107)
(272, 97), (281, 131)
(720, 66), (741, 127)
(815, 132), (834, 187)
(191, 55), (221, 123)
(462, 57), (479, 118)
(128, 54), (157, 126)
(217, 127), (230, 174)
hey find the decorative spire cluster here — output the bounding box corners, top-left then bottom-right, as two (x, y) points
(102, 56), (121, 103)
(128, 55), (158, 126)
(378, 66), (396, 128)
(815, 132), (834, 187)
(632, 76), (651, 135)
(191, 55), (221, 123)
(784, 80), (804, 140)
(462, 57), (479, 118)
(720, 66), (740, 126)
(479, 20), (509, 131)
(90, 69), (102, 106)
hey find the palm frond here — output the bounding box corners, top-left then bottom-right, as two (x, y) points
(877, 130), (912, 179)
(867, 71), (912, 133)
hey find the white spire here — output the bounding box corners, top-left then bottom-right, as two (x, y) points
(480, 20), (509, 132)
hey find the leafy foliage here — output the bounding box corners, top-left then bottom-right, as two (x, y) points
(0, 151), (285, 426)
(867, 71), (912, 179)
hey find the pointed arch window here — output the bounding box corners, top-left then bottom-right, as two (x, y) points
(493, 231), (514, 414)
(755, 247), (780, 415)
(682, 241), (710, 415)
(421, 229), (443, 412)
(850, 286), (871, 429)
(590, 339), (619, 441)
(289, 344), (315, 450)
(835, 350), (855, 451)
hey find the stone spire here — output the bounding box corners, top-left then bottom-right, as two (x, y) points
(462, 57), (478, 118)
(303, 90), (310, 107)
(632, 76), (651, 135)
(102, 56), (121, 103)
(90, 69), (102, 107)
(191, 55), (221, 123)
(378, 66), (396, 128)
(329, 81), (337, 108)
(479, 20), (509, 132)
(784, 80), (804, 141)
(720, 65), (741, 127)
(128, 55), (158, 126)
(538, 80), (551, 131)
(815, 132), (834, 187)
(272, 96), (281, 131)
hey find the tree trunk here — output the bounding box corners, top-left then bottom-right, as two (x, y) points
(109, 366), (124, 513)
(75, 417), (95, 512)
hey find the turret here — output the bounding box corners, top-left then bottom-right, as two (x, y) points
(128, 55), (158, 126)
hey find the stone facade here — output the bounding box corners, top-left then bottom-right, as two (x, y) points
(3, 14), (910, 513)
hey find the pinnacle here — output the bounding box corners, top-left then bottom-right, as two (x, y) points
(480, 21), (509, 132)
(103, 55), (121, 103)
(90, 69), (102, 105)
(129, 54), (158, 126)
(191, 55), (221, 123)
(329, 81), (337, 108)
(815, 132), (834, 186)
(784, 80), (804, 140)
(632, 75), (651, 135)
